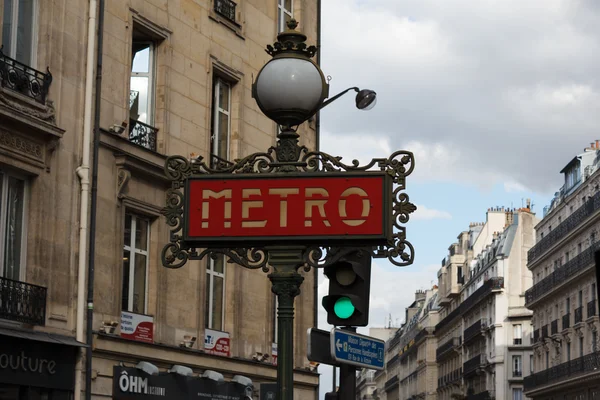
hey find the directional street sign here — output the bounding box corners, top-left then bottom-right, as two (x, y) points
(330, 328), (385, 370)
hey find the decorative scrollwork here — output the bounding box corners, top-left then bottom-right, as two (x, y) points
(372, 227), (415, 267)
(161, 242), (191, 269)
(198, 248), (270, 271)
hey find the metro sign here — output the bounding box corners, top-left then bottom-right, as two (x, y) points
(184, 173), (392, 246)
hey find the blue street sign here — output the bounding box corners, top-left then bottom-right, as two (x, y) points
(330, 328), (385, 370)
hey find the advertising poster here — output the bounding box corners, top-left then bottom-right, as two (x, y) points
(121, 311), (154, 343)
(204, 329), (231, 357)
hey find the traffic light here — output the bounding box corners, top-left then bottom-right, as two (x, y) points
(322, 248), (372, 326)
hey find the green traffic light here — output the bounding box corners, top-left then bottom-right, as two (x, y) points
(334, 297), (355, 319)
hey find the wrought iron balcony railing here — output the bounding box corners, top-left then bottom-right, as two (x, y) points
(437, 368), (462, 389)
(575, 306), (583, 324)
(0, 48), (52, 104)
(436, 277), (504, 332)
(436, 337), (459, 360)
(129, 119), (158, 151)
(463, 354), (485, 377)
(563, 313), (570, 330)
(0, 276), (47, 325)
(588, 300), (597, 318)
(528, 191), (600, 264)
(214, 0), (237, 23)
(526, 241), (600, 306)
(513, 369), (523, 377)
(467, 391), (491, 400)
(524, 351), (600, 393)
(464, 319), (482, 344)
(551, 319), (558, 335)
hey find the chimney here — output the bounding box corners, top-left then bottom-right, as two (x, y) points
(505, 211), (514, 227)
(596, 140), (599, 149)
(526, 198), (531, 209)
(415, 290), (426, 302)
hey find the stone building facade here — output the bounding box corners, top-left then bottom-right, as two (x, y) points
(0, 0), (319, 399)
(525, 143), (600, 400)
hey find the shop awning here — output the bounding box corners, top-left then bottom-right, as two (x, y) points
(0, 326), (88, 347)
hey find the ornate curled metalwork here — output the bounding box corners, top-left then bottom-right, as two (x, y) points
(160, 127), (416, 270)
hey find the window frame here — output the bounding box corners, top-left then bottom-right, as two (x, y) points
(513, 324), (522, 345)
(122, 213), (150, 314)
(512, 355), (522, 377)
(2, 0), (38, 66)
(512, 388), (523, 400)
(129, 40), (156, 126)
(277, 0), (293, 33)
(205, 255), (226, 330)
(0, 171), (28, 282)
(211, 77), (232, 161)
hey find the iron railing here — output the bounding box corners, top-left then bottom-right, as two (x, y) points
(214, 0), (236, 23)
(526, 241), (600, 306)
(129, 119), (158, 151)
(528, 191), (600, 264)
(563, 313), (570, 330)
(588, 300), (597, 318)
(463, 354), (485, 377)
(388, 353), (399, 367)
(551, 319), (558, 335)
(464, 319), (482, 344)
(436, 337), (459, 360)
(436, 277), (504, 332)
(467, 391), (491, 400)
(575, 306), (583, 324)
(524, 351), (600, 392)
(0, 276), (47, 325)
(0, 48), (52, 104)
(437, 368), (462, 389)
(513, 369), (523, 377)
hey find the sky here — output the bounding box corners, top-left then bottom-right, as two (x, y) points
(314, 0), (600, 397)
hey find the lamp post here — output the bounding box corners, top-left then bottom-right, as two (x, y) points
(251, 20), (376, 400)
(161, 18), (416, 400)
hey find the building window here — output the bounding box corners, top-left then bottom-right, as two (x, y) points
(512, 388), (523, 400)
(513, 324), (522, 345)
(122, 213), (149, 314)
(567, 341), (571, 361)
(579, 290), (583, 307)
(211, 77), (231, 163)
(513, 355), (522, 377)
(578, 242), (582, 254)
(567, 296), (571, 313)
(565, 251), (570, 262)
(2, 0), (36, 65)
(205, 256), (225, 330)
(580, 336), (584, 357)
(540, 232), (544, 239)
(593, 332), (598, 352)
(130, 41), (155, 125)
(0, 173), (25, 281)
(530, 354), (534, 373)
(277, 0), (293, 32)
(592, 232), (597, 244)
(545, 351), (549, 369)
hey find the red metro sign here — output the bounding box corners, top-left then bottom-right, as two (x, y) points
(184, 173), (392, 246)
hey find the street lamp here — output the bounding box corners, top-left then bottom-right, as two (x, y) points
(253, 19), (376, 129)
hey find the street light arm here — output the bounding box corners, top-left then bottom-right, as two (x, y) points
(318, 87), (360, 111)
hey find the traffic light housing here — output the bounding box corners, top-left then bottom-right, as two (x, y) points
(322, 248), (372, 327)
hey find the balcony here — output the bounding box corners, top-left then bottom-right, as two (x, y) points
(436, 277), (504, 332)
(129, 119), (158, 151)
(528, 191), (600, 265)
(588, 300), (597, 319)
(524, 351), (600, 393)
(214, 0), (237, 23)
(436, 337), (459, 361)
(534, 329), (540, 343)
(437, 368), (462, 389)
(563, 313), (570, 330)
(551, 319), (558, 335)
(526, 241), (600, 306)
(0, 49), (52, 104)
(0, 276), (47, 325)
(467, 391), (492, 400)
(575, 306), (583, 324)
(464, 319), (482, 344)
(464, 354), (486, 377)
(384, 375), (399, 392)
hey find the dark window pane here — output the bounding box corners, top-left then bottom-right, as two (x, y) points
(133, 253), (146, 313)
(124, 214), (132, 247)
(15, 0), (34, 65)
(212, 276), (223, 330)
(122, 250), (131, 310)
(135, 217), (148, 250)
(204, 275), (210, 327)
(2, 0), (14, 53)
(4, 176), (24, 281)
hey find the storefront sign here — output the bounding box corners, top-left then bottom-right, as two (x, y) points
(204, 329), (230, 357)
(113, 367), (248, 400)
(185, 174), (391, 246)
(121, 311), (154, 343)
(0, 335), (77, 390)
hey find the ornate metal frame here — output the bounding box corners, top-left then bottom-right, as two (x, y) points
(161, 128), (416, 271)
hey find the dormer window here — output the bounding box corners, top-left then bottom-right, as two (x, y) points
(565, 162), (580, 190)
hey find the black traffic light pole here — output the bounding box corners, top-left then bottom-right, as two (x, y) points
(339, 327), (357, 400)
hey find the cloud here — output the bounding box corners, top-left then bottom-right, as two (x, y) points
(319, 0), (600, 194)
(412, 205), (452, 220)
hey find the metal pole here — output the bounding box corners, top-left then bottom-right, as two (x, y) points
(267, 247), (306, 400)
(332, 365), (337, 392)
(339, 327), (357, 400)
